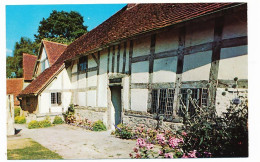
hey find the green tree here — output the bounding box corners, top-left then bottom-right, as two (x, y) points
(6, 37), (38, 78)
(34, 10), (88, 43)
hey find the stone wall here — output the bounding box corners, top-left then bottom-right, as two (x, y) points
(74, 106), (108, 126)
(122, 113), (183, 131)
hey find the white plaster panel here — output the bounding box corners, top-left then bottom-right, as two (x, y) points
(133, 35), (150, 57)
(114, 46), (118, 73)
(182, 51), (212, 81)
(87, 90), (96, 106)
(97, 73), (108, 107)
(88, 54), (97, 68)
(186, 20), (214, 47)
(41, 48), (47, 61)
(119, 43), (124, 73)
(131, 61), (149, 83)
(218, 46), (248, 80)
(222, 14), (247, 40)
(72, 62), (78, 73)
(71, 75), (77, 89)
(48, 72), (62, 90)
(39, 93), (50, 114)
(62, 92), (71, 112)
(78, 74), (86, 89)
(63, 69), (72, 89)
(109, 49), (113, 73)
(78, 92), (87, 106)
(122, 76), (129, 110)
(153, 57), (177, 83)
(131, 89), (148, 112)
(155, 28), (179, 53)
(99, 50), (108, 74)
(87, 71), (97, 87)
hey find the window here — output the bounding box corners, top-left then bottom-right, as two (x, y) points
(179, 88), (208, 116)
(51, 92), (62, 105)
(151, 89), (175, 120)
(78, 56), (87, 72)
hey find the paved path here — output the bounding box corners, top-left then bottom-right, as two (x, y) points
(9, 124), (136, 159)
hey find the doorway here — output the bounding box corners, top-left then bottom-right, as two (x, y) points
(110, 86), (122, 126)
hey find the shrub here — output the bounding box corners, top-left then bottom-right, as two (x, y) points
(14, 107), (20, 117)
(14, 116), (26, 124)
(63, 104), (76, 124)
(115, 124), (133, 139)
(28, 119), (52, 129)
(180, 85), (248, 157)
(39, 119), (52, 128)
(92, 120), (106, 131)
(53, 116), (63, 124)
(28, 120), (40, 129)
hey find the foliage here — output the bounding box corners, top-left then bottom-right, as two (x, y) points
(6, 37), (39, 78)
(92, 120), (107, 131)
(34, 10), (88, 43)
(179, 78), (248, 157)
(28, 118), (52, 129)
(7, 138), (62, 160)
(52, 116), (64, 124)
(28, 120), (40, 129)
(14, 116), (26, 124)
(14, 107), (21, 117)
(63, 104), (76, 124)
(115, 124), (133, 139)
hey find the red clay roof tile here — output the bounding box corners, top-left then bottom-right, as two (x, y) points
(6, 78), (24, 105)
(23, 53), (37, 81)
(42, 40), (67, 66)
(19, 3), (241, 96)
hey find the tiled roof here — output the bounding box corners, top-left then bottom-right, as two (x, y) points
(6, 78), (24, 105)
(19, 3), (241, 96)
(62, 3), (237, 61)
(43, 40), (67, 66)
(23, 53), (37, 81)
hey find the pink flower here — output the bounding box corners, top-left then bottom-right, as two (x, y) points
(158, 150), (163, 155)
(136, 138), (146, 148)
(182, 131), (187, 136)
(168, 137), (184, 148)
(146, 143), (154, 150)
(135, 153), (141, 158)
(157, 134), (166, 145)
(133, 147), (138, 153)
(164, 153), (173, 158)
(182, 154), (189, 158)
(188, 150), (197, 158)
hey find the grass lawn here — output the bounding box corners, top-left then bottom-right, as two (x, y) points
(7, 138), (63, 160)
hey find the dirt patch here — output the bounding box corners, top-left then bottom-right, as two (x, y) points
(8, 138), (33, 149)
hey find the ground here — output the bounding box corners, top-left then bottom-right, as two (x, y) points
(7, 124), (136, 159)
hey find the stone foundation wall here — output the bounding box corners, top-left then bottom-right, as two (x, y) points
(122, 114), (183, 131)
(74, 106), (108, 126)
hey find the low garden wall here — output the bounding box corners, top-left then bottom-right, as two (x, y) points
(74, 106), (108, 126)
(122, 111), (183, 131)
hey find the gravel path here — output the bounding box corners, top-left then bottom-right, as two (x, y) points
(9, 124), (136, 159)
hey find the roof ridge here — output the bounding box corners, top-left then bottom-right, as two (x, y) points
(6, 78), (24, 80)
(23, 53), (37, 57)
(42, 39), (68, 46)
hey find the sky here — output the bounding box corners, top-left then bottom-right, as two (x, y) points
(6, 4), (126, 57)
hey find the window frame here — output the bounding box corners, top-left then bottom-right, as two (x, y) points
(51, 92), (62, 105)
(78, 56), (87, 72)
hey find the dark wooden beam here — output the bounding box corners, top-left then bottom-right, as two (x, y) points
(91, 53), (98, 65)
(107, 47), (110, 73)
(122, 42), (127, 74)
(208, 16), (225, 107)
(112, 45), (115, 73)
(117, 44), (121, 73)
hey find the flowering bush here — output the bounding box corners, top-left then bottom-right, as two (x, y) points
(115, 124), (133, 139)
